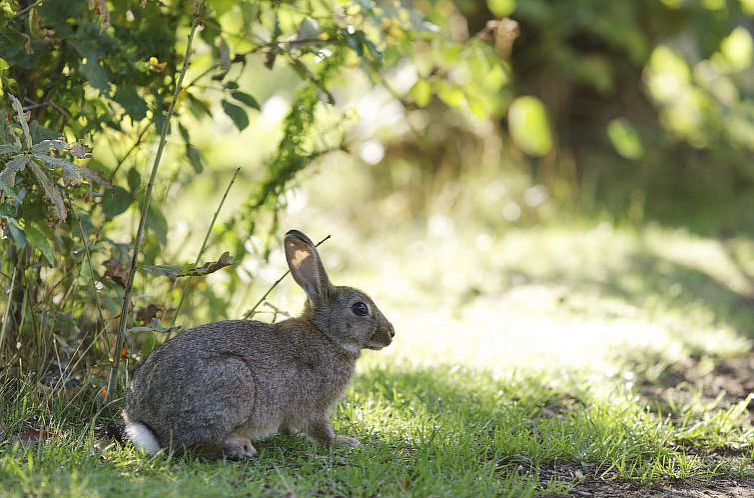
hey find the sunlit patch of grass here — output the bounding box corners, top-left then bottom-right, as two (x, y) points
(3, 222), (754, 495)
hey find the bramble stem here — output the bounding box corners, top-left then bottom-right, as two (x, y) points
(169, 166), (242, 332)
(106, 1), (205, 402)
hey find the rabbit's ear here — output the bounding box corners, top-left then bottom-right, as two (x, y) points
(284, 230), (333, 300)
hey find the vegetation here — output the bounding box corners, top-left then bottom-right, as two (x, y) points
(2, 0), (754, 496)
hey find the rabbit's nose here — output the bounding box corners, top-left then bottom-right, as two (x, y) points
(387, 324), (395, 338)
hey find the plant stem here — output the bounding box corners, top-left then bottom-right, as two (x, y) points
(15, 0), (45, 18)
(0, 260), (18, 355)
(168, 166), (241, 332)
(106, 1), (205, 402)
(241, 234), (331, 320)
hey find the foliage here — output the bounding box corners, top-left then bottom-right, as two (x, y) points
(0, 0), (494, 390)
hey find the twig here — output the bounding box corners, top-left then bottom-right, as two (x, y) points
(106, 1), (206, 402)
(15, 0), (46, 17)
(242, 234), (331, 320)
(0, 263), (18, 354)
(168, 166), (241, 332)
(263, 301), (291, 323)
(110, 123), (152, 180)
(59, 201), (108, 393)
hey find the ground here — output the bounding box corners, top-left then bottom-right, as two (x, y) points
(2, 222), (754, 497)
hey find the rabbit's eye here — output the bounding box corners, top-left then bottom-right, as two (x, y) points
(351, 302), (369, 317)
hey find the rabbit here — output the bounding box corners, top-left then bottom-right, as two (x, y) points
(123, 229), (395, 459)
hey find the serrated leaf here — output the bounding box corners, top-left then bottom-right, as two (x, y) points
(24, 223), (55, 266)
(31, 139), (68, 154)
(8, 94), (31, 149)
(221, 100), (249, 131)
(33, 153), (82, 182)
(231, 91), (260, 110)
(80, 58), (110, 91)
(114, 85), (148, 121)
(0, 155), (28, 187)
(69, 141), (92, 159)
(0, 144), (21, 155)
(141, 251), (234, 278)
(32, 153), (103, 184)
(28, 160), (67, 220)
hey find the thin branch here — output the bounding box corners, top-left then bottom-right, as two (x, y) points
(15, 0), (46, 17)
(110, 123), (152, 180)
(168, 166), (241, 331)
(106, 1), (206, 402)
(241, 234), (331, 320)
(58, 201), (109, 393)
(0, 263), (18, 354)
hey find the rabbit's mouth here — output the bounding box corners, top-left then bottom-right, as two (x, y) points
(365, 325), (394, 350)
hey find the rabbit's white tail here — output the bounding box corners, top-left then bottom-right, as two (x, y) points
(124, 420), (161, 455)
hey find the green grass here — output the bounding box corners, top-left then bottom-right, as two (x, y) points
(3, 223), (754, 496)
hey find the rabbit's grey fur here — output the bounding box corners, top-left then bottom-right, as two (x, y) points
(123, 230), (394, 459)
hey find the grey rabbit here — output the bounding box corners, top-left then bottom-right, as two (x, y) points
(123, 229), (395, 459)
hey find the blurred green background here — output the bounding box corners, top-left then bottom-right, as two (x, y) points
(2, 0), (754, 422)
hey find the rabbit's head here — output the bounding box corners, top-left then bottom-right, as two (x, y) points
(285, 230), (395, 355)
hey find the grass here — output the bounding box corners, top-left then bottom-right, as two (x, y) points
(2, 222), (754, 496)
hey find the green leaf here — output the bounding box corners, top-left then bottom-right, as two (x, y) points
(410, 79), (432, 107)
(507, 96), (553, 157)
(186, 144), (203, 174)
(231, 91), (260, 110)
(141, 251), (235, 278)
(222, 100), (249, 131)
(186, 93), (212, 119)
(102, 186), (132, 219)
(28, 160), (67, 220)
(33, 153), (82, 182)
(2, 217), (26, 249)
(8, 94), (31, 149)
(25, 223), (55, 266)
(0, 144), (21, 155)
(32, 139), (68, 154)
(435, 81), (465, 108)
(0, 154), (28, 187)
(127, 167), (141, 192)
(147, 206), (168, 246)
(114, 85), (148, 121)
(487, 0), (516, 17)
(607, 118), (644, 160)
(79, 58), (110, 92)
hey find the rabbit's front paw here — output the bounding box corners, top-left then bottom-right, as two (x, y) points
(334, 435), (361, 447)
(222, 434), (257, 460)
